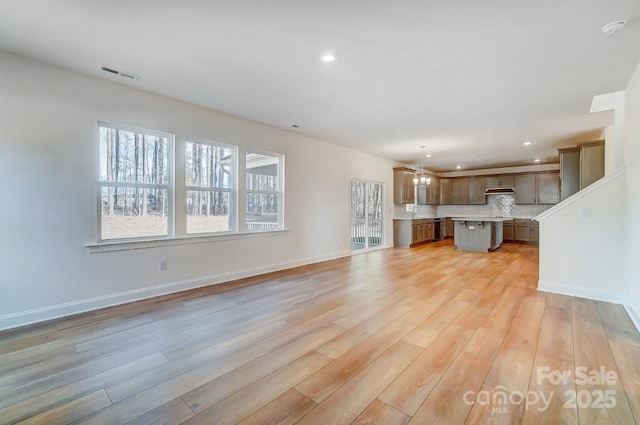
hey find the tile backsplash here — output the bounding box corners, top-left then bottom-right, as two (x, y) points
(436, 194), (552, 218)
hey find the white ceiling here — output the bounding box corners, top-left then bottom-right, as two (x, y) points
(1, 1), (639, 171)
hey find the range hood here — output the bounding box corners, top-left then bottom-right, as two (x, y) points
(485, 187), (516, 195)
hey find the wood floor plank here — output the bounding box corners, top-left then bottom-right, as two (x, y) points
(379, 324), (475, 415)
(295, 307), (427, 404)
(572, 298), (637, 425)
(182, 351), (331, 425)
(15, 389), (112, 425)
(0, 353), (167, 424)
(408, 352), (492, 425)
(125, 398), (195, 425)
(353, 399), (410, 425)
(296, 341), (423, 425)
(521, 303), (577, 425)
(401, 299), (471, 348)
(238, 389), (316, 425)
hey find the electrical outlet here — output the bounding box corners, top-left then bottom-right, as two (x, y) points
(159, 260), (167, 271)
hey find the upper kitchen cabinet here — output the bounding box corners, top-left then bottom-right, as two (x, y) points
(537, 172), (560, 204)
(515, 173), (537, 204)
(468, 177), (486, 204)
(450, 177), (486, 205)
(516, 172), (560, 205)
(439, 178), (451, 205)
(485, 175), (515, 188)
(558, 147), (580, 201)
(393, 167), (416, 204)
(451, 178), (468, 204)
(579, 140), (605, 190)
(417, 175), (440, 205)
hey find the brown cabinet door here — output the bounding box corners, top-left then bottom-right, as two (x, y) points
(500, 175), (516, 187)
(485, 176), (500, 187)
(394, 168), (416, 204)
(439, 179), (451, 205)
(468, 177), (486, 204)
(402, 171), (414, 203)
(559, 148), (580, 201)
(451, 178), (468, 204)
(503, 224), (514, 241)
(515, 225), (531, 242)
(580, 141), (605, 190)
(515, 174), (537, 204)
(446, 218), (454, 237)
(427, 177), (440, 204)
(537, 172), (560, 204)
(416, 186), (427, 205)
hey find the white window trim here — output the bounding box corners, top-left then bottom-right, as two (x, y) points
(97, 121), (175, 243)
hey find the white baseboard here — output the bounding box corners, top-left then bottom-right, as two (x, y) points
(624, 304), (640, 333)
(537, 280), (625, 304)
(0, 250), (352, 331)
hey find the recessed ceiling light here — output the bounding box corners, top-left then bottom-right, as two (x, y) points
(523, 141), (532, 146)
(456, 165), (462, 169)
(426, 154), (432, 158)
(320, 51), (336, 63)
(602, 20), (626, 36)
(534, 158), (541, 162)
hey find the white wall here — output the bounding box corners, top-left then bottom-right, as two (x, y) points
(624, 61), (640, 327)
(0, 51), (397, 330)
(537, 171), (626, 302)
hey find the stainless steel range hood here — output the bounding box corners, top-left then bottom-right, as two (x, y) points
(484, 187), (516, 195)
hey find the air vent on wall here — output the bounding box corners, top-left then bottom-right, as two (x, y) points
(100, 66), (139, 80)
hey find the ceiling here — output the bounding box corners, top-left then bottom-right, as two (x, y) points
(1, 1), (639, 171)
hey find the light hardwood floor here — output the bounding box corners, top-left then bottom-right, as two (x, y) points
(1, 240), (639, 425)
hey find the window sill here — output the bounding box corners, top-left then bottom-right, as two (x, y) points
(86, 229), (290, 253)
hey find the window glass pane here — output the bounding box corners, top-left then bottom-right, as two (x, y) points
(185, 142), (232, 189)
(246, 193), (279, 230)
(246, 152), (279, 191)
(99, 127), (168, 185)
(186, 190), (231, 234)
(100, 186), (168, 240)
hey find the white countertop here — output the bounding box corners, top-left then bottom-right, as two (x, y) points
(451, 217), (513, 222)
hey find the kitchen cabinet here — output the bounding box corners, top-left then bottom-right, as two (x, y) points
(446, 217), (454, 237)
(393, 167), (415, 204)
(417, 176), (440, 205)
(451, 178), (468, 204)
(503, 219), (514, 241)
(515, 174), (537, 204)
(514, 219), (539, 243)
(450, 177), (487, 205)
(393, 218), (435, 247)
(485, 175), (515, 188)
(537, 172), (560, 204)
(559, 147), (580, 201)
(468, 177), (486, 204)
(439, 179), (451, 205)
(515, 172), (559, 205)
(579, 140), (604, 190)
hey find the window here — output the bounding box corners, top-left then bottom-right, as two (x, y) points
(185, 140), (235, 234)
(245, 151), (283, 230)
(98, 122), (173, 241)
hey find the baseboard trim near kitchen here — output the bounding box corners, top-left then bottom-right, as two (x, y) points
(624, 305), (640, 333)
(537, 280), (625, 304)
(0, 250), (352, 332)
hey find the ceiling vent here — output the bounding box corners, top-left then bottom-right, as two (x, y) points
(100, 66), (139, 80)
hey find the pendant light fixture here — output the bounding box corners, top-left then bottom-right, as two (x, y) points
(413, 146), (431, 186)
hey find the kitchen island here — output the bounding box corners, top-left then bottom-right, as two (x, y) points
(452, 217), (510, 252)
